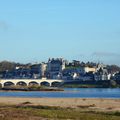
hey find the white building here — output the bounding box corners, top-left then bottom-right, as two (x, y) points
(84, 67), (96, 73)
(47, 58), (65, 72)
(40, 63), (47, 77)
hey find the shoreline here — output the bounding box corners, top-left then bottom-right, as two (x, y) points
(0, 87), (64, 92)
(0, 97), (120, 111)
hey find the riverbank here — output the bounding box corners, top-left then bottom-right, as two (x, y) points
(0, 97), (120, 111)
(0, 86), (64, 91)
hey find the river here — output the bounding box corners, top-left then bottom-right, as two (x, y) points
(0, 88), (120, 98)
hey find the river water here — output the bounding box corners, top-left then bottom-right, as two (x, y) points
(0, 88), (120, 98)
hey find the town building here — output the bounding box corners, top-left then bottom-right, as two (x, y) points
(94, 67), (109, 81)
(114, 72), (120, 81)
(47, 58), (65, 79)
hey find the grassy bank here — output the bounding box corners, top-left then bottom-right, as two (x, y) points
(0, 103), (120, 120)
(62, 84), (100, 88)
(61, 80), (120, 88)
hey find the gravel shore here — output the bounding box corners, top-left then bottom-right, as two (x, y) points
(0, 97), (120, 111)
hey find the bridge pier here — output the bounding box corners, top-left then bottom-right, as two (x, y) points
(14, 83), (17, 86)
(1, 84), (4, 88)
(49, 82), (52, 87)
(26, 83), (29, 86)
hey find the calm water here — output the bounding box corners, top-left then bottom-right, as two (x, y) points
(0, 88), (120, 98)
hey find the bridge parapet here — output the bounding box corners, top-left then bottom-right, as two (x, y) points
(0, 79), (64, 87)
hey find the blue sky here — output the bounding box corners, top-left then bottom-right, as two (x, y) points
(0, 0), (120, 65)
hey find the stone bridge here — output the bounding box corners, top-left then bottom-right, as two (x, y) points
(0, 78), (64, 87)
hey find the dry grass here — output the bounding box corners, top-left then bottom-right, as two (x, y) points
(77, 104), (96, 108)
(0, 103), (120, 120)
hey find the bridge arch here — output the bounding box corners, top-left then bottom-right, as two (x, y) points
(51, 81), (62, 87)
(29, 81), (39, 86)
(16, 81), (27, 86)
(41, 81), (50, 87)
(4, 81), (15, 87)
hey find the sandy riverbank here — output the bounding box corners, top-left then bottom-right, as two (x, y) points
(0, 97), (120, 111)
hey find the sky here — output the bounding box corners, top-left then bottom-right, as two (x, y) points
(0, 0), (120, 65)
